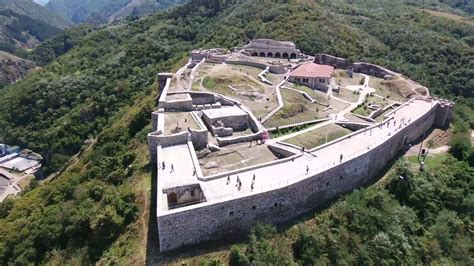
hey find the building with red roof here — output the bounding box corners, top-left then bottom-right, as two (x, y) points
(288, 63), (334, 92)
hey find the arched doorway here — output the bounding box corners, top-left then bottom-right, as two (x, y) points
(282, 52), (289, 58)
(167, 192), (177, 205)
(251, 52), (258, 56)
(267, 52), (273, 57)
(259, 52), (266, 57)
(275, 52), (281, 58)
(290, 53), (297, 59)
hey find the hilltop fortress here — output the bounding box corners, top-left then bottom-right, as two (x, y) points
(148, 39), (453, 252)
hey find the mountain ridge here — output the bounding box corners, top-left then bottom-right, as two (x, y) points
(46, 0), (187, 24)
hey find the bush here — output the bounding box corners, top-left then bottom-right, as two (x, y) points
(449, 132), (472, 161)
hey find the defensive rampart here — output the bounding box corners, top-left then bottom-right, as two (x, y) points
(314, 54), (397, 78)
(156, 99), (453, 252)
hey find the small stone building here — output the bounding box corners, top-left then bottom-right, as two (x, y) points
(243, 39), (300, 59)
(288, 63), (334, 92)
(202, 107), (249, 136)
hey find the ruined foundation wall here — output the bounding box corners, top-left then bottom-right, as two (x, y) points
(314, 54), (396, 78)
(226, 60), (287, 74)
(157, 102), (440, 252)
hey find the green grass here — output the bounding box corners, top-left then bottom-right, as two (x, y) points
(264, 89), (327, 128)
(293, 84), (329, 105)
(352, 95), (390, 117)
(203, 76), (217, 90)
(284, 124), (352, 149)
(406, 153), (451, 171)
(352, 105), (371, 116)
(269, 123), (314, 138)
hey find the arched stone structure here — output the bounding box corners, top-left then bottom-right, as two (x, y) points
(167, 192), (177, 205)
(251, 52), (258, 56)
(243, 39), (300, 59)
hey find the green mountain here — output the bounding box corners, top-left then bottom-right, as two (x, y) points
(440, 0), (474, 14)
(0, 0), (72, 51)
(46, 0), (188, 24)
(0, 0), (472, 264)
(0, 0), (71, 29)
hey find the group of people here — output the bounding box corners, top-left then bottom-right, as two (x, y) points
(160, 161), (175, 173)
(227, 174), (256, 191)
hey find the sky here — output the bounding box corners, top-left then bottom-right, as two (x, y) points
(33, 0), (49, 6)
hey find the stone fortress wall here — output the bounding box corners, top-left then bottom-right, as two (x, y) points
(157, 98), (453, 252)
(150, 48), (454, 253)
(241, 39), (300, 59)
(314, 54), (396, 78)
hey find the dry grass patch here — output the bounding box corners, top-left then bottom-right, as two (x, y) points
(264, 89), (329, 128)
(164, 112), (199, 135)
(421, 9), (474, 26)
(334, 69), (363, 87)
(369, 76), (411, 100)
(284, 124), (353, 149)
(199, 143), (278, 176)
(196, 64), (278, 119)
(333, 88), (359, 102)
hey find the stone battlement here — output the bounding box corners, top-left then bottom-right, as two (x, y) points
(148, 44), (454, 253)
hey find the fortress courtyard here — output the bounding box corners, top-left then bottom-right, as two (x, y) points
(148, 39), (453, 252)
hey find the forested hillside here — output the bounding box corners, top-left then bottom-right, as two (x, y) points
(0, 0), (472, 264)
(440, 0), (474, 14)
(46, 0), (188, 24)
(0, 0), (72, 53)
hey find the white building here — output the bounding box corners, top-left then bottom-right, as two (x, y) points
(288, 63), (334, 92)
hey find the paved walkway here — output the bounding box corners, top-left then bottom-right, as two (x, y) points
(269, 74), (375, 143)
(158, 98), (435, 207)
(261, 79), (286, 123)
(200, 99), (433, 202)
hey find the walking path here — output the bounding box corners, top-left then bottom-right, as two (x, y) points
(261, 79), (286, 123)
(269, 75), (376, 143)
(158, 98), (435, 210)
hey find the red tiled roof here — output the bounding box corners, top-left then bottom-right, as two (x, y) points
(289, 63), (334, 79)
